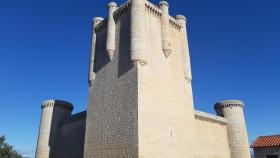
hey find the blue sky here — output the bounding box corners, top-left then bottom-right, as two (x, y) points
(0, 0), (279, 157)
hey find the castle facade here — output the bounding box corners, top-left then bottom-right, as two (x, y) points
(35, 0), (251, 158)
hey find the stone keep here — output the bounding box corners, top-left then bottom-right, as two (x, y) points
(35, 0), (251, 158)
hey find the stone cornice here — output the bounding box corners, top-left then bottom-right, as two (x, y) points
(41, 100), (73, 111)
(95, 1), (183, 32)
(145, 1), (162, 18)
(114, 1), (130, 20)
(195, 110), (228, 125)
(145, 1), (183, 30)
(214, 100), (244, 110)
(169, 17), (182, 30)
(94, 18), (108, 32)
(96, 1), (130, 31)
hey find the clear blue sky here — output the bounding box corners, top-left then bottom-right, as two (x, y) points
(0, 0), (279, 157)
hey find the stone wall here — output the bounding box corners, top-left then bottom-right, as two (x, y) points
(82, 1), (251, 158)
(55, 111), (86, 158)
(83, 9), (139, 158)
(137, 2), (197, 157)
(254, 147), (280, 158)
(195, 111), (231, 158)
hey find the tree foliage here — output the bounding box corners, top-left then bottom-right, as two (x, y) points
(0, 135), (22, 158)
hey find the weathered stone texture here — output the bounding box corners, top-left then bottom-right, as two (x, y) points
(137, 5), (197, 157)
(55, 111), (86, 158)
(195, 111), (231, 158)
(215, 100), (251, 158)
(130, 0), (147, 65)
(36, 1), (252, 158)
(84, 10), (138, 158)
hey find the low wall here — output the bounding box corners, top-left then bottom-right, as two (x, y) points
(55, 111), (87, 158)
(195, 110), (231, 158)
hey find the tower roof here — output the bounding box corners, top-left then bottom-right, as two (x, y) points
(251, 135), (280, 148)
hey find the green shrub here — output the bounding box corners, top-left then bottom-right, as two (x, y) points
(0, 135), (22, 158)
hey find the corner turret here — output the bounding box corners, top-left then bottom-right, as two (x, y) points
(214, 100), (251, 158)
(106, 2), (118, 60)
(130, 0), (147, 66)
(159, 1), (171, 58)
(35, 100), (73, 158)
(88, 17), (104, 87)
(176, 15), (192, 82)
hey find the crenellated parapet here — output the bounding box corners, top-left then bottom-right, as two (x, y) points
(214, 100), (244, 110)
(169, 17), (182, 30)
(174, 15), (186, 28)
(94, 0), (184, 31)
(145, 1), (162, 18)
(89, 0), (190, 70)
(41, 100), (73, 110)
(145, 1), (183, 30)
(113, 1), (130, 20)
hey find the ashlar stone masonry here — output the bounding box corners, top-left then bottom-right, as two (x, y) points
(35, 0), (251, 158)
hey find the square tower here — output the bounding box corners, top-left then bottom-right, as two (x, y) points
(84, 0), (196, 157)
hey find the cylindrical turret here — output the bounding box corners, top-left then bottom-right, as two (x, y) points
(176, 15), (192, 82)
(159, 1), (171, 58)
(130, 0), (147, 66)
(35, 100), (73, 158)
(89, 17), (103, 87)
(214, 100), (251, 158)
(106, 2), (118, 60)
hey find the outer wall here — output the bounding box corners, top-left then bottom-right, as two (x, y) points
(83, 11), (139, 158)
(55, 119), (86, 158)
(195, 118), (231, 158)
(137, 6), (197, 158)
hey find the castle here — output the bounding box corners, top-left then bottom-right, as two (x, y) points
(35, 0), (251, 158)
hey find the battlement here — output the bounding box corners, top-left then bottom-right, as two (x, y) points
(41, 99), (73, 111)
(93, 0), (183, 32)
(114, 1), (130, 21)
(214, 100), (244, 110)
(88, 0), (191, 85)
